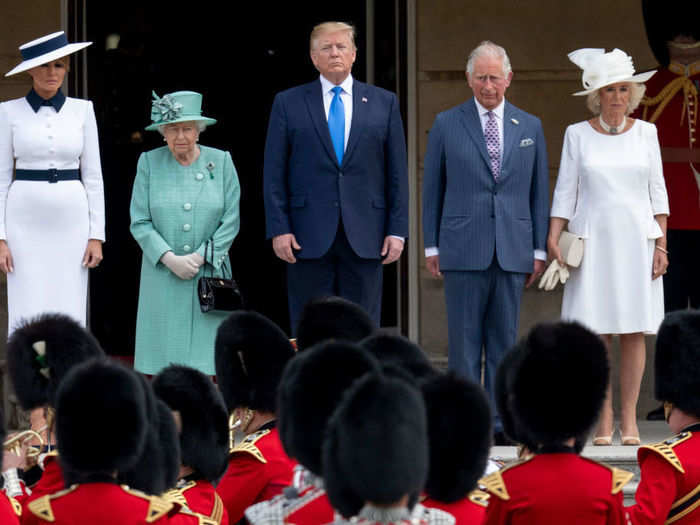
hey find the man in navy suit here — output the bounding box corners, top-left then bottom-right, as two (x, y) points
(422, 41), (549, 440)
(264, 22), (408, 334)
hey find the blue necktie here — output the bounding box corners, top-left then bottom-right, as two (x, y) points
(328, 86), (345, 164)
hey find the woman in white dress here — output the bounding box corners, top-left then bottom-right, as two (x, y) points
(0, 32), (105, 336)
(548, 49), (669, 445)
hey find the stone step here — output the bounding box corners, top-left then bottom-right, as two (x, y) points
(488, 421), (670, 505)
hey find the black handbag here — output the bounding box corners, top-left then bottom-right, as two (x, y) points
(197, 241), (244, 313)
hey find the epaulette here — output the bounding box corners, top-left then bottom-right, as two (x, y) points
(27, 485), (78, 522)
(121, 485), (175, 522)
(163, 480), (197, 509)
(479, 471), (509, 501)
(9, 496), (22, 517)
(210, 492), (225, 524)
(230, 429), (271, 463)
(177, 507), (218, 525)
(582, 458), (634, 495)
(639, 431), (693, 474)
(467, 489), (489, 508)
(478, 457), (532, 501)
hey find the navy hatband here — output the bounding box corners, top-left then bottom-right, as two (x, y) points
(20, 33), (69, 61)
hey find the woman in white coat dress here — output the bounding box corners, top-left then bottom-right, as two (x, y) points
(0, 31), (105, 334)
(548, 49), (669, 446)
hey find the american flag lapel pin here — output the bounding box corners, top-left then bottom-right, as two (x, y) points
(362, 97), (368, 103)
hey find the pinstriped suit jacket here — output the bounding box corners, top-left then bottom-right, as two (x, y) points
(422, 98), (549, 273)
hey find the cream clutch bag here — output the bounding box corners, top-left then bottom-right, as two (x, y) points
(558, 230), (584, 268)
(538, 231), (584, 291)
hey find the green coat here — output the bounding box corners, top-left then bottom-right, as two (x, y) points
(130, 145), (240, 375)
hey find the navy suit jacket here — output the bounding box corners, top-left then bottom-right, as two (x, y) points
(264, 78), (408, 259)
(422, 98), (549, 273)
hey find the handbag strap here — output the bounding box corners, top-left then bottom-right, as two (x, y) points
(204, 239), (231, 279)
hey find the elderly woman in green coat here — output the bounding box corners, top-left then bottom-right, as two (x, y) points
(130, 91), (240, 375)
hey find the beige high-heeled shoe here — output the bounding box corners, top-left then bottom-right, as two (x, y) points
(592, 433), (614, 446)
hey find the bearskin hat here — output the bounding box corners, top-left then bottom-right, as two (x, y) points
(296, 296), (376, 351)
(7, 313), (104, 410)
(215, 311), (295, 414)
(56, 360), (147, 477)
(512, 322), (609, 446)
(323, 373), (428, 518)
(277, 341), (379, 475)
(655, 311), (700, 417)
(422, 373), (491, 502)
(117, 375), (181, 494)
(361, 333), (438, 383)
(643, 0), (700, 66)
(153, 365), (229, 482)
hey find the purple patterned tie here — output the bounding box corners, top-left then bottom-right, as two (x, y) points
(485, 111), (500, 180)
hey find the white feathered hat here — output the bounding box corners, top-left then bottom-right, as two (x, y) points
(568, 48), (655, 96)
(6, 31), (91, 77)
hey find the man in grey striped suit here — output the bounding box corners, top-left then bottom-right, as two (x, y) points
(422, 41), (549, 441)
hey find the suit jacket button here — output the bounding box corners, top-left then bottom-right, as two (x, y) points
(338, 171), (343, 177)
(195, 173), (204, 181)
(183, 203), (192, 211)
(183, 224), (191, 232)
(334, 201), (339, 207)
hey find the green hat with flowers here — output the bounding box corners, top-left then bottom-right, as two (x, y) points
(145, 90), (217, 131)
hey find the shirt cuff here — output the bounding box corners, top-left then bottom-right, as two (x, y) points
(389, 235), (405, 242)
(534, 249), (546, 261)
(2, 468), (26, 498)
(425, 247), (439, 257)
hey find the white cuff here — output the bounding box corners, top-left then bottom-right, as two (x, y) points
(2, 468), (26, 498)
(425, 247), (439, 257)
(534, 249), (546, 261)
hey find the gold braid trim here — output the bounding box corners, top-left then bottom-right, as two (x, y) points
(641, 75), (698, 129)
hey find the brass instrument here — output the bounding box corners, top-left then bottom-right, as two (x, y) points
(4, 429), (44, 459)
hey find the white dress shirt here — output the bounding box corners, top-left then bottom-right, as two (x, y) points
(320, 74), (353, 150)
(425, 98), (545, 261)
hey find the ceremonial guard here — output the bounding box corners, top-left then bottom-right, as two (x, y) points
(627, 311), (700, 524)
(295, 296), (375, 351)
(639, 2), (700, 315)
(2, 314), (104, 509)
(245, 341), (379, 524)
(154, 365), (230, 525)
(482, 322), (632, 524)
(118, 374), (181, 495)
(0, 408), (21, 524)
(22, 360), (175, 524)
(420, 373), (492, 524)
(322, 373), (455, 525)
(214, 312), (296, 523)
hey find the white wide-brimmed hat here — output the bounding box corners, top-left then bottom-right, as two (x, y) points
(568, 48), (656, 96)
(5, 31), (92, 77)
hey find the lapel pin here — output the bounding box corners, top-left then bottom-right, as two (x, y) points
(511, 118), (519, 125)
(362, 97), (368, 103)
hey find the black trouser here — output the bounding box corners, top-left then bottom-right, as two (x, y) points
(664, 229), (700, 311)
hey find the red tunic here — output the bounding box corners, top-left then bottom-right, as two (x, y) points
(216, 427), (295, 523)
(22, 483), (173, 524)
(165, 479), (228, 525)
(422, 490), (488, 524)
(482, 453), (632, 525)
(637, 62), (700, 229)
(0, 493), (21, 525)
(627, 425), (700, 524)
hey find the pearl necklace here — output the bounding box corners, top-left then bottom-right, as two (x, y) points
(599, 115), (626, 134)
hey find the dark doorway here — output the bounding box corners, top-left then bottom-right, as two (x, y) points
(74, 2), (406, 357)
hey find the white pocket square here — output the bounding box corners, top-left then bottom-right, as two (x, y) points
(519, 138), (534, 147)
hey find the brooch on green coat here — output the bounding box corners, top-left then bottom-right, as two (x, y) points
(206, 161), (215, 179)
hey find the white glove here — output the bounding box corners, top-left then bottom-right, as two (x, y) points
(160, 251), (201, 280)
(538, 260), (570, 291)
(187, 252), (205, 266)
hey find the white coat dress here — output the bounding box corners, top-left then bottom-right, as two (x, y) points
(0, 95), (105, 333)
(550, 120), (669, 334)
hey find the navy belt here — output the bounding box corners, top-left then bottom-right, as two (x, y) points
(15, 169), (81, 183)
